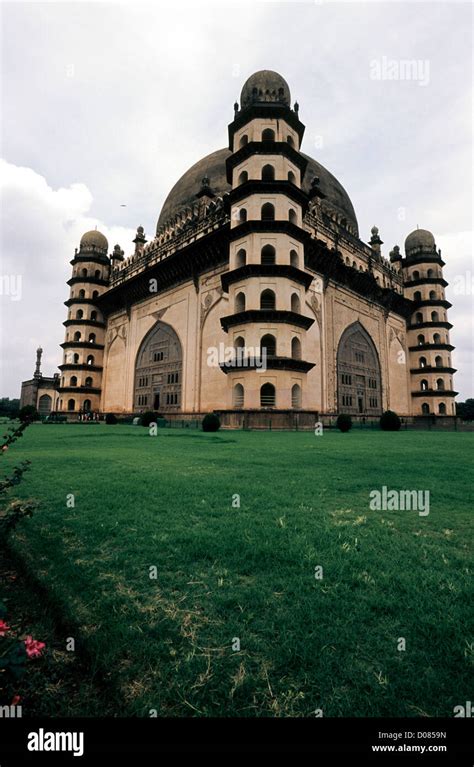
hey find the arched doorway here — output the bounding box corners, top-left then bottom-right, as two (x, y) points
(134, 322), (182, 412)
(38, 394), (52, 417)
(337, 323), (382, 415)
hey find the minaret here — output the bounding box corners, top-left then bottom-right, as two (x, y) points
(57, 230), (110, 415)
(220, 70), (315, 411)
(403, 228), (457, 416)
(33, 346), (43, 379)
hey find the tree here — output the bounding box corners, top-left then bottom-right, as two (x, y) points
(456, 399), (474, 422)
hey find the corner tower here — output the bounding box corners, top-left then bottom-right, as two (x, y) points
(221, 70), (315, 411)
(57, 230), (110, 415)
(403, 228), (457, 416)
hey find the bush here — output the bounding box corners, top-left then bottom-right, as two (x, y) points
(202, 413), (220, 432)
(380, 410), (401, 431)
(336, 413), (352, 433)
(140, 412), (158, 428)
(105, 413), (117, 425)
(18, 406), (38, 423)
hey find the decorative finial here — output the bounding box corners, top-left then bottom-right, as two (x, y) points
(294, 101), (299, 114)
(234, 101), (239, 114)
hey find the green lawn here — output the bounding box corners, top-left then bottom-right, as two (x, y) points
(3, 424), (473, 717)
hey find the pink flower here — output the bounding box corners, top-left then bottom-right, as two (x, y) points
(0, 620), (10, 636)
(24, 636), (45, 658)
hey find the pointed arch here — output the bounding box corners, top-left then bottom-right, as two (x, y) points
(134, 321), (183, 412)
(337, 322), (382, 415)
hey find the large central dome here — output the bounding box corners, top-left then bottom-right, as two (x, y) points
(157, 147), (359, 236)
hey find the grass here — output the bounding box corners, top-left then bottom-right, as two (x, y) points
(2, 423), (472, 717)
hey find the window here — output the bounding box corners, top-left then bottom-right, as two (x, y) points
(67, 399), (75, 411)
(236, 248), (246, 268)
(438, 403), (447, 414)
(290, 249), (299, 268)
(261, 203), (275, 221)
(422, 403), (430, 414)
(70, 376), (77, 387)
(260, 289), (275, 310)
(94, 270), (101, 279)
(73, 353), (79, 363)
(86, 355), (94, 365)
(234, 336), (245, 353)
(76, 309), (83, 319)
(74, 331), (81, 342)
(261, 244), (275, 265)
(291, 384), (301, 408)
(239, 134), (248, 148)
(287, 135), (295, 147)
(429, 290), (436, 300)
(291, 293), (301, 313)
(433, 333), (441, 344)
(341, 373), (352, 385)
(261, 164), (275, 181)
(92, 290), (99, 299)
(260, 383), (275, 407)
(261, 128), (275, 142)
(85, 377), (93, 387)
(81, 268), (88, 278)
(435, 355), (443, 367)
(153, 351), (164, 362)
(235, 292), (246, 313)
(261, 334), (276, 357)
(355, 351), (365, 363)
(288, 170), (296, 185)
(288, 209), (297, 225)
(415, 312), (423, 324)
(413, 270), (420, 280)
(233, 383), (244, 408)
(79, 289), (86, 299)
(414, 291), (422, 301)
(417, 334), (425, 345)
(420, 379), (429, 391)
(427, 269), (434, 278)
(88, 333), (96, 343)
(291, 337), (301, 360)
(238, 208), (247, 223)
(419, 357), (427, 368)
(90, 310), (98, 321)
(436, 378), (445, 391)
(238, 170), (248, 185)
(431, 311), (439, 322)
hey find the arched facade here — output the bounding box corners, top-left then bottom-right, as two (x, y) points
(337, 323), (382, 415)
(134, 322), (183, 413)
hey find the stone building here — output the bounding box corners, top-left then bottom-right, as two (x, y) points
(21, 71), (457, 425)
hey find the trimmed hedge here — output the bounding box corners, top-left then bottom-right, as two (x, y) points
(202, 413), (220, 432)
(380, 410), (401, 431)
(140, 412), (158, 427)
(336, 413), (352, 433)
(105, 413), (118, 425)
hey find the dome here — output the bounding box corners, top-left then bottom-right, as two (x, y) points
(156, 147), (358, 235)
(405, 228), (435, 256)
(240, 70), (291, 108)
(80, 229), (108, 251)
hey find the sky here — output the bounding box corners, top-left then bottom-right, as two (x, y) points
(0, 0), (472, 400)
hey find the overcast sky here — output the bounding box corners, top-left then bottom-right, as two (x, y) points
(0, 0), (472, 400)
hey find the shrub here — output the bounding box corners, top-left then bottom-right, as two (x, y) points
(380, 410), (401, 431)
(105, 413), (117, 425)
(202, 413), (220, 432)
(18, 406), (38, 423)
(336, 413), (352, 433)
(140, 412), (158, 428)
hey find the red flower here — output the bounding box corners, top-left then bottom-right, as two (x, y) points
(11, 695), (21, 706)
(0, 620), (10, 636)
(24, 636), (45, 658)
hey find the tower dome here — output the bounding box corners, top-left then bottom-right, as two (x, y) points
(80, 229), (108, 252)
(240, 70), (291, 108)
(404, 228), (435, 256)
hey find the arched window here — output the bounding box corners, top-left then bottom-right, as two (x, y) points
(261, 203), (275, 221)
(238, 170), (248, 185)
(417, 334), (425, 345)
(260, 289), (275, 310)
(235, 292), (246, 313)
(352, 261), (356, 268)
(74, 331), (81, 342)
(84, 376), (92, 387)
(422, 402), (430, 414)
(291, 337), (302, 359)
(261, 334), (276, 357)
(287, 135), (295, 147)
(234, 336), (245, 351)
(236, 248), (246, 268)
(86, 355), (94, 365)
(261, 128), (275, 142)
(435, 355), (443, 367)
(90, 310), (97, 321)
(287, 170), (296, 185)
(345, 257), (350, 266)
(291, 293), (301, 313)
(81, 268), (88, 278)
(420, 379), (429, 391)
(88, 333), (96, 343)
(70, 376), (77, 387)
(239, 134), (248, 148)
(67, 399), (75, 411)
(260, 383), (275, 407)
(288, 209), (297, 225)
(239, 208), (247, 223)
(438, 402), (447, 414)
(291, 384), (301, 408)
(92, 290), (99, 299)
(94, 270), (101, 279)
(429, 290), (437, 300)
(436, 378), (445, 390)
(261, 244), (275, 265)
(433, 333), (441, 344)
(419, 357), (427, 368)
(233, 383), (244, 408)
(261, 164), (275, 181)
(414, 291), (422, 301)
(79, 289), (86, 299)
(73, 353), (79, 363)
(427, 268), (434, 278)
(83, 399), (91, 412)
(415, 312), (423, 324)
(431, 311), (439, 322)
(413, 270), (420, 280)
(76, 309), (83, 319)
(290, 250), (299, 268)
